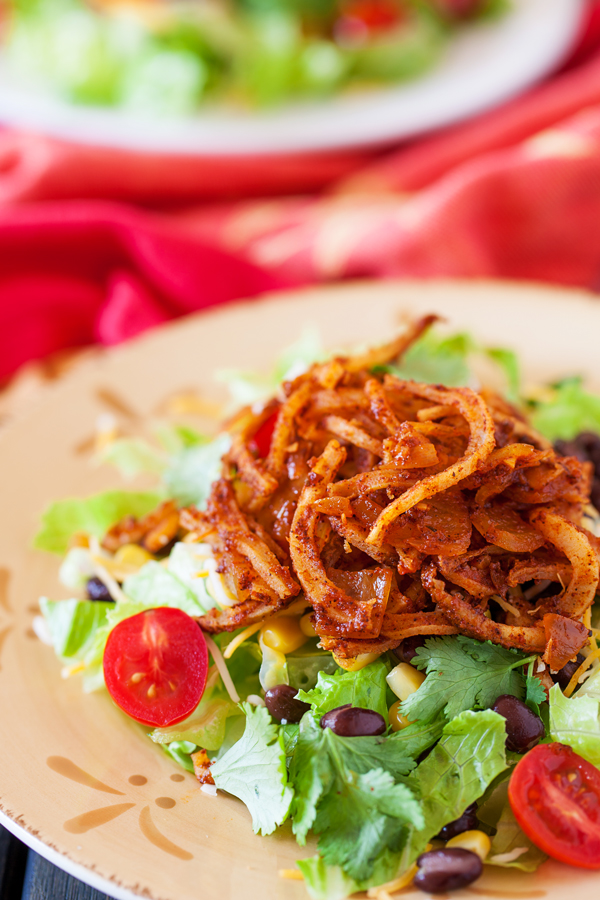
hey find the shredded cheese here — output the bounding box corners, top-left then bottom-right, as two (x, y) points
(90, 557), (130, 605)
(489, 848), (528, 864)
(491, 595), (521, 618)
(204, 635), (240, 704)
(584, 607), (598, 653)
(564, 646), (600, 697)
(224, 622), (263, 659)
(278, 870), (304, 881)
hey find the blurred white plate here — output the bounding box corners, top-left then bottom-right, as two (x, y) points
(0, 0), (586, 154)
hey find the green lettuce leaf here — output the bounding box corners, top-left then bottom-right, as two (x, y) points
(530, 376), (600, 441)
(163, 433), (230, 507)
(123, 561), (205, 616)
(216, 326), (324, 407)
(389, 330), (475, 387)
(404, 709), (508, 862)
(548, 683), (600, 767)
(485, 782), (547, 873)
(402, 636), (534, 724)
(98, 438), (167, 479)
(39, 597), (112, 661)
(151, 697), (241, 751)
(297, 857), (360, 900)
(211, 703), (293, 836)
(34, 490), (163, 554)
(296, 657), (390, 720)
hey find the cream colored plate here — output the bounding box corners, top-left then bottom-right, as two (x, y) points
(1, 279), (600, 900)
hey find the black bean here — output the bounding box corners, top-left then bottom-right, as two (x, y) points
(414, 848), (483, 893)
(264, 684), (310, 724)
(392, 636), (426, 664)
(320, 705), (386, 737)
(86, 576), (114, 603)
(553, 654), (585, 692)
(492, 694), (545, 753)
(435, 804), (478, 841)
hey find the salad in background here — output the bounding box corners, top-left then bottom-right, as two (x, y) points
(3, 0), (508, 113)
(33, 324), (600, 900)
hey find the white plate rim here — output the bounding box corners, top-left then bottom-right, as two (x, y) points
(0, 0), (586, 154)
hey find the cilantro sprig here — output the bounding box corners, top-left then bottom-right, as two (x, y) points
(401, 635), (537, 724)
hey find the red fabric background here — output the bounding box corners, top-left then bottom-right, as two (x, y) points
(1, 1), (600, 382)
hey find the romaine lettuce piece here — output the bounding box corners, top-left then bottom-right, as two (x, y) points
(39, 597), (112, 661)
(34, 490), (163, 554)
(296, 657), (390, 720)
(404, 709), (508, 862)
(163, 433), (230, 507)
(123, 560), (205, 617)
(531, 376), (600, 441)
(549, 683), (600, 767)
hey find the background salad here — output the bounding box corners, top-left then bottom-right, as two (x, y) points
(3, 0), (508, 112)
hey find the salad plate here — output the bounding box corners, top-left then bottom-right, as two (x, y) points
(0, 0), (585, 153)
(1, 277), (600, 900)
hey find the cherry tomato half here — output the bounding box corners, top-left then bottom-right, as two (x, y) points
(251, 409), (279, 458)
(103, 607), (208, 727)
(508, 743), (600, 869)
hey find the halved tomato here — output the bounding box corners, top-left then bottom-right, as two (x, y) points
(103, 607), (208, 727)
(508, 743), (600, 869)
(251, 409), (279, 458)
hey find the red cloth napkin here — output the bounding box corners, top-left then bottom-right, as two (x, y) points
(1, 2), (600, 383)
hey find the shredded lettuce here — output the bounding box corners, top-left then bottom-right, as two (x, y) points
(404, 709), (508, 862)
(166, 543), (216, 614)
(485, 782), (547, 872)
(163, 433), (230, 507)
(296, 657), (391, 721)
(98, 438), (167, 479)
(530, 376), (600, 441)
(34, 490), (163, 554)
(548, 683), (600, 767)
(151, 697), (242, 751)
(216, 326), (324, 408)
(123, 561), (206, 617)
(39, 597), (112, 661)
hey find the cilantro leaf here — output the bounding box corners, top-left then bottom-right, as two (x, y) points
(211, 703), (293, 836)
(296, 657), (390, 719)
(525, 669), (547, 717)
(289, 714), (416, 845)
(404, 709), (508, 861)
(402, 636), (534, 724)
(315, 768), (423, 882)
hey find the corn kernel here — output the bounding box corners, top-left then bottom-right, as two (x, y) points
(260, 617), (307, 655)
(114, 544), (153, 568)
(386, 663), (425, 701)
(333, 651), (381, 672)
(446, 830), (491, 861)
(300, 613), (317, 637)
(388, 700), (413, 732)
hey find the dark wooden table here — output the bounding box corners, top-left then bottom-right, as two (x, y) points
(0, 824), (111, 900)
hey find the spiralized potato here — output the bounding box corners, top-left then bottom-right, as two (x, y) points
(101, 317), (599, 663)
